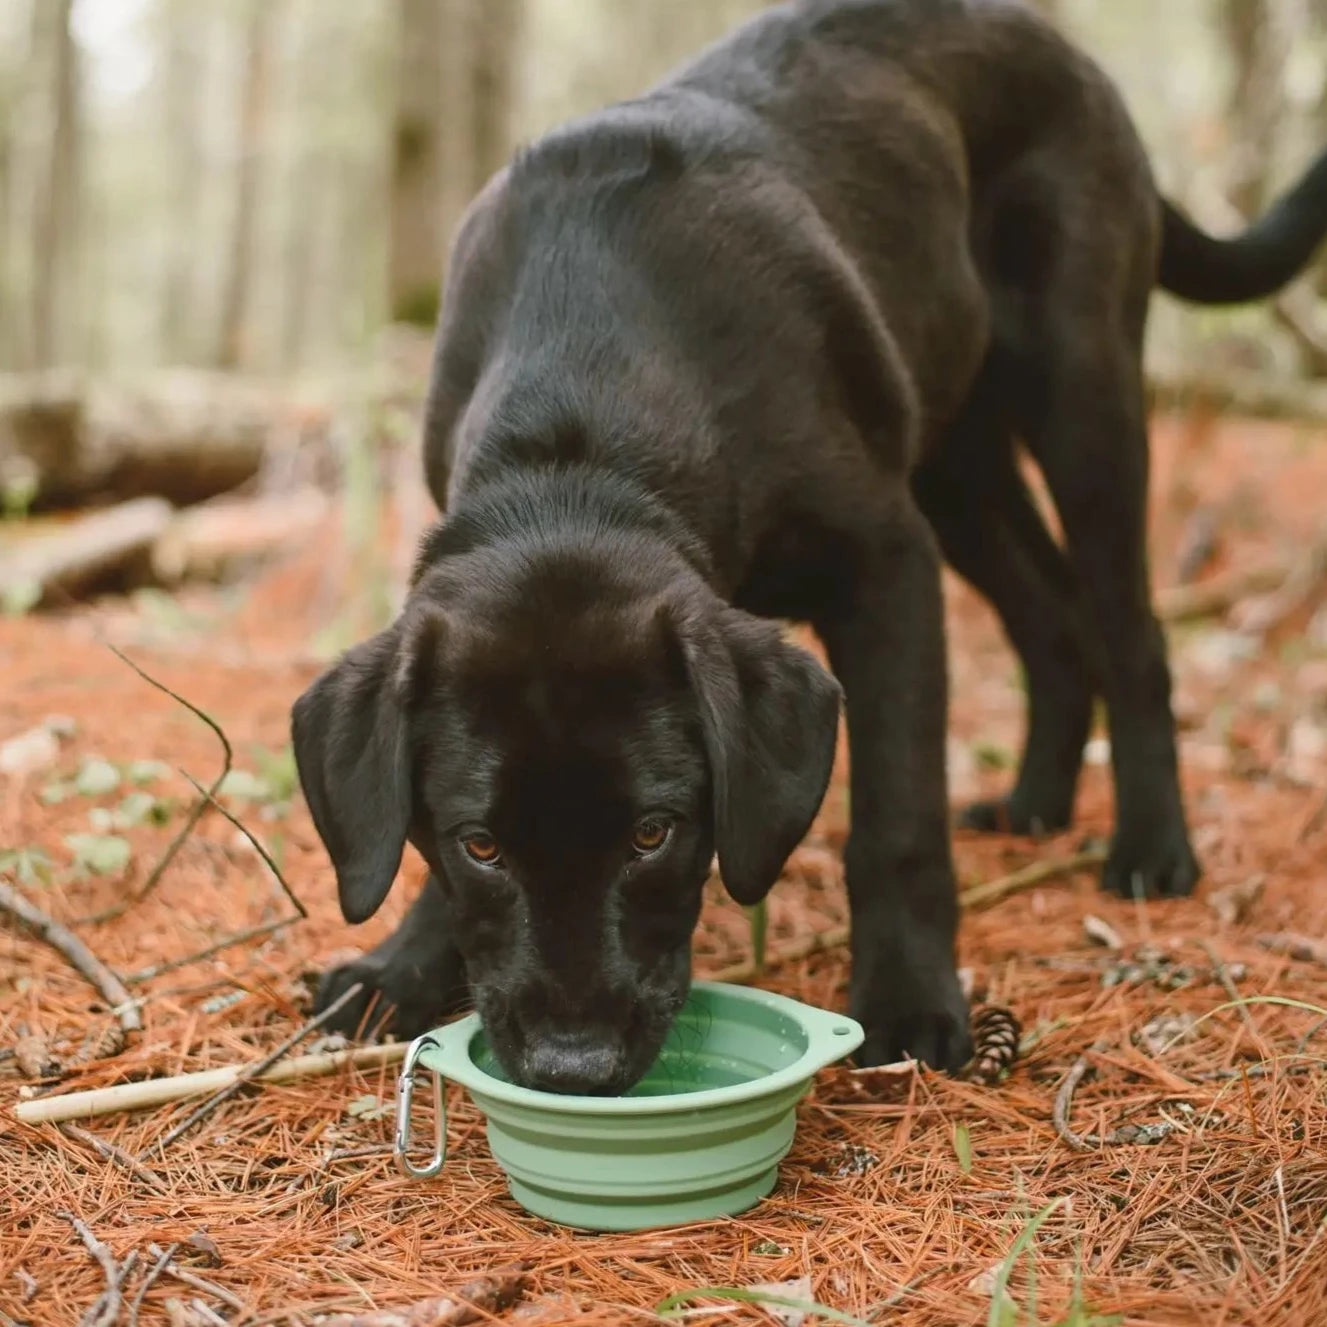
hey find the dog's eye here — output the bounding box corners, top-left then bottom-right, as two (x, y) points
(631, 818), (672, 856)
(461, 833), (503, 866)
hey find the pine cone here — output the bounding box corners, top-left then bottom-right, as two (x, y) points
(964, 1005), (1021, 1085)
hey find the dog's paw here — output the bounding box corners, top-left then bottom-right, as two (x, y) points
(1102, 820), (1200, 899)
(957, 795), (1072, 838)
(853, 973), (973, 1073)
(314, 956), (467, 1040)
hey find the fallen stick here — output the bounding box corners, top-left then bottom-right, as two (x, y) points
(59, 1121), (167, 1192)
(61, 1210), (127, 1327)
(1257, 933), (1327, 968)
(1226, 528), (1327, 636)
(0, 880), (142, 1042)
(126, 917), (295, 986)
(710, 847), (1107, 984)
(955, 846), (1108, 910)
(1297, 785), (1327, 844)
(1051, 1053), (1097, 1153)
(13, 1042), (405, 1126)
(709, 922), (849, 985)
(144, 1244), (245, 1315)
(0, 497), (173, 610)
(1201, 940), (1257, 1032)
(1155, 561), (1291, 624)
(110, 645), (234, 910)
(128, 1242), (178, 1327)
(318, 1266), (530, 1327)
(181, 772), (305, 917)
(149, 981), (364, 1152)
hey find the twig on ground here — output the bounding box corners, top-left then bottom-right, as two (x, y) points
(1258, 933), (1327, 968)
(129, 1242), (179, 1327)
(324, 1143), (396, 1163)
(144, 1244), (245, 1315)
(14, 1042), (406, 1126)
(1194, 1061), (1320, 1082)
(957, 846), (1108, 910)
(126, 917), (296, 986)
(1155, 560), (1291, 624)
(1052, 1052), (1098, 1153)
(710, 922), (849, 984)
(61, 1210), (131, 1327)
(712, 848), (1106, 983)
(0, 880), (142, 1045)
(1201, 940), (1257, 1031)
(180, 772), (305, 916)
(108, 645), (234, 909)
(59, 1122), (167, 1192)
(1227, 526), (1327, 637)
(1297, 785), (1327, 844)
(149, 981), (365, 1153)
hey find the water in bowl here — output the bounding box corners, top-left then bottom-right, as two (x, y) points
(469, 988), (813, 1098)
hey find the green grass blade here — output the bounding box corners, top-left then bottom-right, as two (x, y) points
(657, 1285), (874, 1325)
(985, 1199), (1064, 1327)
(954, 1121), (973, 1174)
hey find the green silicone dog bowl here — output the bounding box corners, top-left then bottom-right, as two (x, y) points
(393, 981), (864, 1232)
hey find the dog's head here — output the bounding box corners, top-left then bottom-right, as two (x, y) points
(291, 516), (839, 1094)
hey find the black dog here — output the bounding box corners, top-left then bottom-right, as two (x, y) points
(293, 0), (1327, 1091)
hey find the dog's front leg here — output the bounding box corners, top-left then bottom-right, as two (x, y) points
(315, 874), (469, 1038)
(820, 506), (970, 1071)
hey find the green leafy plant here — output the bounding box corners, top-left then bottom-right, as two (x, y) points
(64, 833), (132, 878)
(74, 757), (122, 797)
(0, 847), (53, 887)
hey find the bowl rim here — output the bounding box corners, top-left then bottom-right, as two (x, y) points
(415, 980), (865, 1116)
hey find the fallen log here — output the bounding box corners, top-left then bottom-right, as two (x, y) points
(1148, 364), (1327, 423)
(0, 370), (283, 509)
(0, 497), (173, 609)
(150, 486), (330, 584)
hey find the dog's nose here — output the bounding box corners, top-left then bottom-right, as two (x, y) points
(519, 1033), (625, 1095)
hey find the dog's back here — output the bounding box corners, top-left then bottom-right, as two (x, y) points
(428, 0), (1155, 519)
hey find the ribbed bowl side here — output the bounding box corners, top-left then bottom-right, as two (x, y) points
(475, 1080), (812, 1231)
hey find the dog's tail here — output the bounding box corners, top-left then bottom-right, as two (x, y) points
(1157, 148), (1327, 305)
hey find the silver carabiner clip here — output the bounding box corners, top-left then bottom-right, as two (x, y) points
(394, 1034), (445, 1179)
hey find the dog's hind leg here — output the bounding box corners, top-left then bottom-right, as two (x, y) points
(914, 373), (1097, 837)
(1017, 299), (1199, 898)
(314, 874), (470, 1037)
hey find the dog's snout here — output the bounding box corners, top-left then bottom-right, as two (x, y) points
(519, 1032), (626, 1095)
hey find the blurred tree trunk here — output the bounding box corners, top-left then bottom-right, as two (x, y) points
(390, 0), (523, 327)
(216, 0), (278, 370)
(0, 55), (16, 368)
(279, 3), (323, 371)
(159, 0), (205, 364)
(1220, 0), (1295, 217)
(29, 0), (81, 370)
(389, 0), (446, 326)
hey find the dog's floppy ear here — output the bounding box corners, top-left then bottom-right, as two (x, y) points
(673, 600), (841, 906)
(291, 607), (443, 924)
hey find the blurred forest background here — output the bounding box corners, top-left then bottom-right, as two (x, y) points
(6, 0), (1327, 382)
(7, 0), (1327, 635)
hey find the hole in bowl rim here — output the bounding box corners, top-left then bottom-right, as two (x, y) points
(414, 980), (865, 1116)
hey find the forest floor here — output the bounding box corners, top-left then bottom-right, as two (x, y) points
(1, 409), (1325, 1327)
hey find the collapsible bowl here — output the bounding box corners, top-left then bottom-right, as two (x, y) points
(393, 980), (864, 1232)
